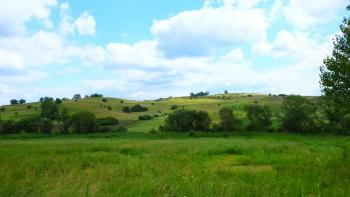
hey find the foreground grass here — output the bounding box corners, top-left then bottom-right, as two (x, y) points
(0, 133), (349, 196)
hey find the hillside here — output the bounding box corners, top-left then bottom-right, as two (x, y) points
(0, 93), (320, 132)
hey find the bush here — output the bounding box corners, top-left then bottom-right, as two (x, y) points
(170, 105), (179, 110)
(219, 107), (241, 131)
(71, 111), (96, 133)
(15, 116), (41, 133)
(55, 98), (62, 104)
(107, 105), (112, 110)
(244, 104), (272, 131)
(131, 104), (148, 112)
(122, 106), (131, 113)
(0, 108), (5, 112)
(96, 117), (119, 126)
(116, 125), (128, 133)
(102, 98), (108, 102)
(27, 105), (32, 109)
(90, 93), (103, 98)
(163, 109), (211, 132)
(39, 118), (53, 133)
(281, 95), (319, 133)
(138, 115), (153, 121)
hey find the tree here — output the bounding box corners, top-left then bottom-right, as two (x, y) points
(96, 117), (119, 126)
(90, 93), (103, 98)
(40, 98), (59, 120)
(320, 5), (350, 109)
(60, 108), (71, 133)
(245, 104), (272, 131)
(164, 109), (211, 132)
(71, 111), (96, 133)
(39, 118), (53, 134)
(122, 106), (131, 113)
(281, 95), (319, 133)
(130, 104), (148, 112)
(218, 107), (241, 131)
(224, 90), (228, 94)
(73, 94), (81, 100)
(10, 99), (18, 105)
(55, 98), (62, 104)
(19, 99), (26, 104)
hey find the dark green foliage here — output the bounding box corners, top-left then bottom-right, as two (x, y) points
(281, 95), (319, 133)
(60, 108), (71, 133)
(102, 98), (108, 102)
(55, 98), (62, 104)
(27, 105), (32, 109)
(15, 116), (41, 133)
(320, 6), (350, 110)
(138, 115), (153, 121)
(320, 97), (350, 134)
(39, 118), (53, 134)
(131, 104), (148, 112)
(0, 108), (4, 112)
(71, 111), (96, 133)
(40, 98), (59, 120)
(10, 99), (18, 105)
(170, 105), (179, 110)
(224, 90), (228, 94)
(96, 117), (119, 126)
(19, 99), (26, 104)
(122, 106), (131, 113)
(107, 105), (112, 110)
(73, 94), (81, 100)
(90, 93), (103, 98)
(219, 107), (241, 131)
(164, 109), (211, 132)
(190, 91), (209, 98)
(120, 100), (124, 103)
(245, 104), (272, 131)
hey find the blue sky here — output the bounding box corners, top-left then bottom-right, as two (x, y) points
(0, 0), (348, 104)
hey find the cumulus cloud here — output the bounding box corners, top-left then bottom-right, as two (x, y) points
(284, 0), (346, 30)
(151, 6), (268, 57)
(74, 12), (96, 36)
(0, 0), (57, 36)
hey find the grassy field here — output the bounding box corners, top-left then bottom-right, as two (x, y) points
(0, 133), (349, 196)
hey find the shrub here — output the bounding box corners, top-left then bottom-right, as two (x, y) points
(55, 98), (62, 104)
(218, 107), (241, 132)
(170, 105), (179, 110)
(102, 98), (108, 102)
(27, 105), (32, 109)
(71, 111), (96, 133)
(15, 116), (41, 133)
(39, 118), (53, 134)
(96, 117), (119, 126)
(0, 108), (5, 112)
(122, 106), (131, 113)
(244, 104), (272, 131)
(138, 115), (153, 121)
(90, 93), (103, 98)
(163, 109), (211, 132)
(131, 104), (148, 112)
(107, 105), (112, 110)
(281, 95), (319, 133)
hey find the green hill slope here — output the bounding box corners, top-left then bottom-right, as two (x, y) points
(0, 93), (320, 132)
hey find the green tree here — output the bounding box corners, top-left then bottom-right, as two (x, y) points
(71, 111), (96, 133)
(40, 98), (59, 120)
(219, 107), (240, 131)
(281, 95), (319, 133)
(164, 109), (211, 132)
(245, 104), (272, 131)
(39, 118), (53, 134)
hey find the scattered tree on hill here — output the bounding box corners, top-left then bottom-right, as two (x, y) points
(55, 98), (62, 104)
(190, 92), (210, 98)
(170, 105), (179, 110)
(245, 104), (272, 131)
(40, 98), (59, 120)
(163, 109), (211, 132)
(73, 94), (81, 100)
(218, 107), (241, 131)
(71, 111), (96, 133)
(224, 90), (228, 94)
(131, 104), (148, 112)
(96, 117), (119, 126)
(281, 95), (319, 133)
(138, 115), (153, 121)
(19, 99), (26, 104)
(10, 99), (18, 105)
(102, 98), (108, 102)
(90, 93), (103, 98)
(122, 106), (131, 113)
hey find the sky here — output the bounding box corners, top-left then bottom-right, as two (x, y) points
(0, 0), (348, 105)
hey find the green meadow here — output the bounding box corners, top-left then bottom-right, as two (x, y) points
(1, 94), (349, 196)
(0, 133), (349, 196)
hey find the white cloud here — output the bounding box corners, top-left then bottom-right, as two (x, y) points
(151, 7), (267, 57)
(74, 11), (96, 36)
(204, 0), (263, 9)
(0, 0), (57, 36)
(284, 0), (346, 30)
